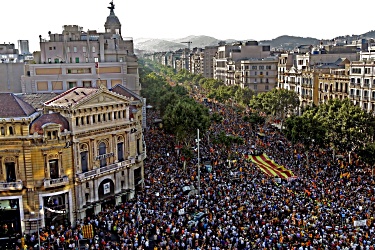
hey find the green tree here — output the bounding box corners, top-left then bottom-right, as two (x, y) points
(162, 99), (210, 145)
(358, 143), (375, 177)
(284, 113), (326, 166)
(212, 131), (244, 165)
(314, 98), (375, 160)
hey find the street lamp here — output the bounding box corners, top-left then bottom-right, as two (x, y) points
(197, 129), (200, 197)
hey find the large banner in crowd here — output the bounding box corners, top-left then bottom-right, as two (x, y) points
(248, 153), (295, 179)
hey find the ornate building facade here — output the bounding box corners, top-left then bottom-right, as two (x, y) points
(0, 85), (145, 235)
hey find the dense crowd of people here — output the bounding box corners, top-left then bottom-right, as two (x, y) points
(19, 97), (375, 250)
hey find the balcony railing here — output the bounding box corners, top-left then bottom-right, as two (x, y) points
(0, 181), (23, 191)
(44, 176), (69, 188)
(76, 159), (134, 181)
(136, 152), (147, 162)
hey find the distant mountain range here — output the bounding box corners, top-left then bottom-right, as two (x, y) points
(134, 30), (375, 53)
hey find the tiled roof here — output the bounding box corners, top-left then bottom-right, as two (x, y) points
(29, 113), (70, 135)
(44, 87), (99, 108)
(0, 93), (36, 118)
(110, 84), (142, 101)
(17, 93), (59, 110)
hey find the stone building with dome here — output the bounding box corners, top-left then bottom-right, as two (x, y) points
(0, 92), (74, 237)
(21, 0), (140, 96)
(0, 83), (145, 235)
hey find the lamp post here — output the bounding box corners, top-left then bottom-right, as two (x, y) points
(197, 129), (200, 197)
(37, 205), (42, 250)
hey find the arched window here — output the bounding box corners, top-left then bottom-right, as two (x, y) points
(0, 127), (4, 135)
(9, 126), (14, 135)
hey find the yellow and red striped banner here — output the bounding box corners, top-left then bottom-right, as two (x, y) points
(247, 153), (294, 179)
(82, 224), (94, 239)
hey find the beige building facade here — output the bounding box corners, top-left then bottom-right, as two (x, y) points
(21, 2), (140, 95)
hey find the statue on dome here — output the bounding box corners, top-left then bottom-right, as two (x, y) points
(108, 1), (115, 12)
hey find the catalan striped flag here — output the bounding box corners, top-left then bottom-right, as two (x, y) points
(248, 153), (295, 179)
(82, 224), (94, 239)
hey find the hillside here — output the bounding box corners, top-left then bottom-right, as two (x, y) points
(134, 31), (375, 53)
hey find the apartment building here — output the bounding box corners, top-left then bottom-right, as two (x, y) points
(202, 46), (219, 79)
(21, 2), (140, 95)
(213, 41), (272, 85)
(349, 60), (375, 112)
(239, 57), (278, 93)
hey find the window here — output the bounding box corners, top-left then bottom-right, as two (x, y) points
(9, 126), (14, 135)
(0, 127), (4, 135)
(252, 66), (257, 70)
(68, 81), (76, 89)
(83, 81), (92, 87)
(265, 85), (269, 90)
(49, 47), (52, 50)
(365, 68), (371, 74)
(117, 142), (124, 162)
(352, 68), (361, 74)
(259, 66), (264, 70)
(5, 162), (16, 182)
(92, 46), (96, 53)
(83, 46), (86, 53)
(73, 47), (77, 53)
(75, 57), (79, 63)
(67, 47), (70, 53)
(81, 151), (88, 173)
(365, 79), (370, 86)
(99, 142), (107, 168)
(49, 159), (59, 179)
(48, 58), (52, 63)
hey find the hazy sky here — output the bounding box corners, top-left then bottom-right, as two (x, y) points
(2, 0), (375, 52)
